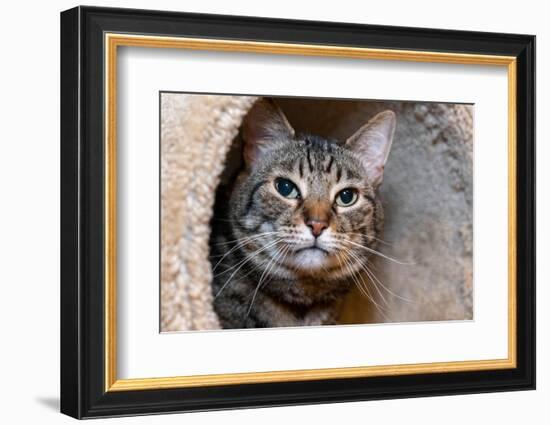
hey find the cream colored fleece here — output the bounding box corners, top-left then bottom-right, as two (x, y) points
(161, 94), (257, 331)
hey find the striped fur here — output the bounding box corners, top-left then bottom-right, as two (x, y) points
(209, 100), (394, 329)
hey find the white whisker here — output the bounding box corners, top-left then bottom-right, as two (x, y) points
(212, 231), (279, 247)
(346, 250), (391, 307)
(213, 238), (284, 298)
(246, 245), (290, 316)
(339, 253), (391, 320)
(345, 247), (416, 305)
(341, 239), (414, 265)
(212, 232), (281, 272)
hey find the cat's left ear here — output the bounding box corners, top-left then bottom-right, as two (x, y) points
(346, 110), (396, 189)
(241, 98), (295, 169)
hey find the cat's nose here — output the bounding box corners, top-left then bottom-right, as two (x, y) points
(306, 219), (328, 237)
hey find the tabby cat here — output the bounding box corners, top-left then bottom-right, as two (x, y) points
(210, 99), (396, 329)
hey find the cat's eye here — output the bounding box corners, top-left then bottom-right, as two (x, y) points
(335, 188), (359, 207)
(274, 178), (300, 199)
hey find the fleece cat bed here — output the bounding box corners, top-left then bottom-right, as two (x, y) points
(161, 93), (473, 332)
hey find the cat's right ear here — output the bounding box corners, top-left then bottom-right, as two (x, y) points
(242, 98), (295, 168)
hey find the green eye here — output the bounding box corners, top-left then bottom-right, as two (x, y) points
(335, 188), (358, 207)
(275, 178), (300, 199)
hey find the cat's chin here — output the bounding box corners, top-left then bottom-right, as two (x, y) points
(291, 247), (330, 271)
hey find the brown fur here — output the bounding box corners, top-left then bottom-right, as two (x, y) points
(210, 99), (395, 329)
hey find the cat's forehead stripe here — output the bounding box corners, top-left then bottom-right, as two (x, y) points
(326, 156), (334, 173)
(336, 164), (342, 182)
(306, 148), (313, 172)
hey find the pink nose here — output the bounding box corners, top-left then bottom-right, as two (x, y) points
(306, 219), (328, 237)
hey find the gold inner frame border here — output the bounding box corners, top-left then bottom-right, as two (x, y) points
(104, 33), (517, 392)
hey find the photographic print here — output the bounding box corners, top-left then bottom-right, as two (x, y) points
(160, 94), (474, 331)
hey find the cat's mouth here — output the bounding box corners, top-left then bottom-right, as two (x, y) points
(288, 244), (333, 271)
(294, 246), (329, 255)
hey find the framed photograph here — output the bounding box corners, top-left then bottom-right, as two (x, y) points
(60, 6), (535, 419)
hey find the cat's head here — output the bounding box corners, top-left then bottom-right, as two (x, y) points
(230, 98), (395, 279)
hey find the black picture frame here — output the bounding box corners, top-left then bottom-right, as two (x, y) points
(60, 5), (535, 419)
